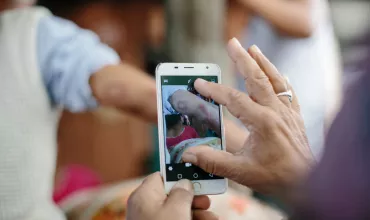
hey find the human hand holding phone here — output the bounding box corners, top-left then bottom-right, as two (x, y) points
(127, 172), (218, 220)
(182, 39), (314, 196)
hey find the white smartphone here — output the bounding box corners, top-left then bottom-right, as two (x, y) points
(156, 63), (227, 195)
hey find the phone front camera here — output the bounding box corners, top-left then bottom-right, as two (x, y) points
(206, 66), (209, 69)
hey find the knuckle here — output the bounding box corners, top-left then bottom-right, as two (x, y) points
(253, 68), (265, 80)
(257, 77), (273, 92)
(228, 89), (243, 102)
(260, 110), (278, 129)
(198, 154), (217, 174)
(295, 102), (301, 110)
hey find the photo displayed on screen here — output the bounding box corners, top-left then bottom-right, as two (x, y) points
(161, 76), (224, 181)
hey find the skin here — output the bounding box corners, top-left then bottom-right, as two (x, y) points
(128, 39), (314, 219)
(127, 173), (218, 220)
(170, 89), (248, 153)
(237, 0), (312, 38)
(182, 39), (315, 197)
(89, 63), (157, 123)
(169, 90), (220, 137)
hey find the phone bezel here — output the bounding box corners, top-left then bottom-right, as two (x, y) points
(155, 63), (227, 195)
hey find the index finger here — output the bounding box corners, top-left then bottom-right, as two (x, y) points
(194, 79), (265, 127)
(227, 38), (278, 106)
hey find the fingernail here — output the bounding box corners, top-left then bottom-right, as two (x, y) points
(182, 152), (198, 164)
(230, 37), (242, 48)
(284, 75), (291, 84)
(227, 38), (243, 61)
(250, 45), (262, 54)
(195, 78), (207, 87)
(173, 179), (193, 192)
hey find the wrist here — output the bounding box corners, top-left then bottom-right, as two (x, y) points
(276, 155), (316, 203)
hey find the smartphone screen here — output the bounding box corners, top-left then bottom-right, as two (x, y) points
(161, 75), (224, 182)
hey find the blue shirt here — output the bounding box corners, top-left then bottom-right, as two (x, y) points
(37, 15), (120, 112)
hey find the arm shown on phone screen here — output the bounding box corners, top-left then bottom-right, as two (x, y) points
(169, 89), (248, 152)
(169, 90), (220, 134)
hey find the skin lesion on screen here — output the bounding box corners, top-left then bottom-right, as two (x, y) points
(169, 89), (221, 137)
(169, 90), (193, 115)
(176, 100), (188, 114)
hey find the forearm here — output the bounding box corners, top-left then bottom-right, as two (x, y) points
(226, 0), (250, 40)
(89, 63), (157, 122)
(238, 0), (312, 37)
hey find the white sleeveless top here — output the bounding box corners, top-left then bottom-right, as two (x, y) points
(0, 7), (64, 220)
(240, 0), (341, 157)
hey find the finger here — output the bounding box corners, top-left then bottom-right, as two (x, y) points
(127, 172), (166, 214)
(286, 77), (301, 113)
(194, 79), (265, 127)
(247, 45), (291, 107)
(182, 146), (246, 180)
(227, 38), (278, 106)
(193, 210), (219, 220)
(164, 179), (194, 219)
(192, 196), (211, 210)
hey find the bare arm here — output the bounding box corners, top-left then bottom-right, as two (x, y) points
(238, 0), (313, 38)
(90, 65), (249, 152)
(89, 63), (157, 122)
(170, 90), (248, 153)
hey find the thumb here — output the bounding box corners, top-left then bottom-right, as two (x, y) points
(163, 179), (194, 219)
(182, 145), (243, 180)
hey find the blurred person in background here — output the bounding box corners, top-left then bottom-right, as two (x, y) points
(0, 0), (34, 9)
(38, 0), (156, 183)
(0, 2), (156, 219)
(236, 0), (341, 157)
(0, 2), (249, 219)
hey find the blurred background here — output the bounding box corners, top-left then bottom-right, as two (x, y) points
(9, 0), (370, 219)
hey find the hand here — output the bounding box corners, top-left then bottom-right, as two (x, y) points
(182, 38), (315, 195)
(127, 172), (218, 220)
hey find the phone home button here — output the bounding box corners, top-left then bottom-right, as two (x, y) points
(193, 182), (201, 193)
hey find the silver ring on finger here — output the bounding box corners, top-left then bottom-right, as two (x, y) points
(277, 90), (293, 103)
